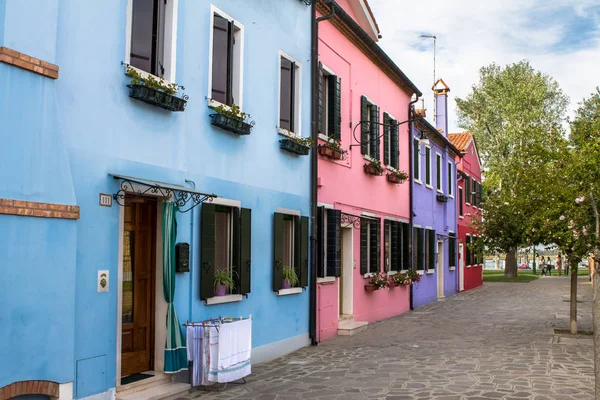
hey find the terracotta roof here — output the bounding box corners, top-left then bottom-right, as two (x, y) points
(448, 132), (473, 153)
(362, 0), (381, 35)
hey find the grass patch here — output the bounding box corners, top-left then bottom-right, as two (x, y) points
(482, 270), (540, 282)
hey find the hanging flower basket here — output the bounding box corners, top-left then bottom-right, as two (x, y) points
(364, 160), (384, 176)
(318, 144), (343, 160)
(280, 138), (312, 156)
(128, 84), (187, 111)
(387, 170), (408, 184)
(436, 194), (449, 203)
(210, 113), (253, 135)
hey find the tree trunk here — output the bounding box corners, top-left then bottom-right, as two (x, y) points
(504, 248), (517, 278)
(570, 257), (578, 335)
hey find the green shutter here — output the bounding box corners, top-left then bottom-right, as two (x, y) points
(391, 120), (399, 169)
(200, 203), (216, 300)
(416, 227), (424, 270)
(447, 162), (452, 196)
(328, 76), (341, 140)
(390, 221), (399, 271)
(449, 232), (456, 268)
(459, 187), (463, 216)
(238, 208), (251, 294)
(299, 216), (309, 287)
(413, 139), (419, 181)
(317, 206), (325, 278)
(360, 219), (368, 274)
(436, 155), (441, 191)
(466, 235), (471, 266)
(370, 105), (380, 160)
(273, 212), (284, 291)
(425, 147), (431, 185)
(361, 96), (369, 154)
(318, 63), (324, 133)
(402, 223), (410, 270)
(429, 230), (436, 271)
(369, 220), (380, 273)
(326, 209), (341, 277)
(383, 113), (390, 166)
(466, 177), (471, 204)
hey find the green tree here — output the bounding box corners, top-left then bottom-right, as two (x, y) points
(456, 61), (569, 277)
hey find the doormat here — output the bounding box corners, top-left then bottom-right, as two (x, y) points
(121, 372), (154, 386)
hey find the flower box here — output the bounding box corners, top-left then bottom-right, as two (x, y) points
(318, 144), (343, 160)
(387, 173), (406, 184)
(280, 138), (311, 156)
(210, 113), (253, 135)
(127, 84), (187, 112)
(364, 284), (378, 292)
(436, 194), (449, 203)
(364, 163), (383, 176)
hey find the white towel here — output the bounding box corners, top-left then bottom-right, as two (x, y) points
(207, 326), (220, 383)
(216, 319), (252, 383)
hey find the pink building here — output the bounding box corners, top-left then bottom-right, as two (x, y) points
(315, 0), (421, 342)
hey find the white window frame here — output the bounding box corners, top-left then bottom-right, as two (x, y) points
(207, 5), (245, 110)
(319, 63), (336, 138)
(413, 138), (422, 184)
(124, 0), (179, 84)
(277, 50), (303, 138)
(425, 145), (432, 189)
(436, 152), (443, 193)
(458, 187), (464, 219)
(447, 161), (454, 198)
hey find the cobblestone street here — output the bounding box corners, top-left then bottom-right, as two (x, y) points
(184, 277), (595, 400)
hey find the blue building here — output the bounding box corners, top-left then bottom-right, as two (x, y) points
(0, 0), (313, 398)
(411, 80), (461, 308)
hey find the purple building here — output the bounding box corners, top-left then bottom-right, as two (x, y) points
(411, 80), (462, 307)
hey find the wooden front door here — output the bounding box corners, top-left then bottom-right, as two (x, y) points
(121, 198), (156, 377)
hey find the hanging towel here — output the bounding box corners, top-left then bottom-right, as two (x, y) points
(186, 325), (195, 362)
(201, 326), (211, 385)
(216, 319), (252, 383)
(207, 326), (220, 383)
(185, 326), (204, 387)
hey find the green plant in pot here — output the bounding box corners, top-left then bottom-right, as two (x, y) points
(214, 269), (235, 296)
(282, 265), (299, 289)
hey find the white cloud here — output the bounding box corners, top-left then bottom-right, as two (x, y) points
(369, 0), (600, 133)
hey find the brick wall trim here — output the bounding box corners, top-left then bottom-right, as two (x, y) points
(0, 47), (59, 79)
(0, 380), (60, 400)
(0, 198), (80, 220)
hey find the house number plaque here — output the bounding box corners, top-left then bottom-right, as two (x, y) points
(99, 193), (112, 207)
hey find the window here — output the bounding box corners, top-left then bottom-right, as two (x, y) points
(458, 187), (464, 217)
(384, 221), (391, 272)
(465, 176), (471, 205)
(209, 7), (244, 107)
(425, 146), (432, 187)
(128, 0), (166, 77)
(447, 161), (453, 197)
(360, 218), (380, 275)
(360, 96), (380, 160)
(316, 207), (342, 278)
(436, 153), (442, 192)
(383, 114), (399, 169)
(386, 220), (410, 273)
(414, 227), (425, 271)
(449, 232), (457, 268)
(279, 54), (302, 134)
(318, 66), (341, 140)
(472, 180), (478, 206)
(425, 229), (436, 272)
(413, 138), (421, 182)
(201, 203), (251, 300)
(466, 235), (472, 267)
(274, 212), (309, 290)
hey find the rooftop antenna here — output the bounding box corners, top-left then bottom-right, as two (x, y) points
(421, 34), (437, 122)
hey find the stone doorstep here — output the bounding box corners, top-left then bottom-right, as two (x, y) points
(117, 372), (172, 396)
(338, 314), (354, 323)
(118, 382), (191, 400)
(337, 321), (368, 336)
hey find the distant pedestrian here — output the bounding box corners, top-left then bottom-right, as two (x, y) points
(564, 258), (570, 276)
(547, 256), (552, 276)
(556, 253), (562, 276)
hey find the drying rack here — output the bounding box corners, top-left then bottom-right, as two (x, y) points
(183, 315), (251, 391)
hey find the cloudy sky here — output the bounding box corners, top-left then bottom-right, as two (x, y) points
(370, 0), (600, 133)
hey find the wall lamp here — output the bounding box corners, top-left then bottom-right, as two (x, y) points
(418, 130), (430, 146)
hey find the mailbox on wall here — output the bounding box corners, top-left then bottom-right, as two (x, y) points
(175, 243), (190, 272)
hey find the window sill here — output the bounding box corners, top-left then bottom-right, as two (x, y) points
(363, 273), (375, 279)
(425, 184), (433, 190)
(363, 154), (375, 162)
(448, 195), (455, 199)
(425, 270), (435, 275)
(414, 179), (422, 185)
(449, 267), (456, 271)
(437, 189), (444, 194)
(277, 127), (300, 139)
(205, 294), (243, 305)
(459, 216), (464, 219)
(124, 64), (177, 88)
(317, 277), (336, 284)
(417, 270), (425, 275)
(466, 265), (472, 268)
(277, 287), (303, 296)
(387, 270), (399, 276)
(318, 133), (332, 142)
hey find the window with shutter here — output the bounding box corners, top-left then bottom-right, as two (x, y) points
(465, 177), (471, 205)
(389, 221), (399, 272)
(296, 216), (309, 288)
(274, 212), (308, 290)
(279, 57), (295, 132)
(425, 147), (432, 186)
(317, 206), (325, 278)
(130, 0), (168, 77)
(326, 209), (341, 278)
(472, 181), (477, 206)
(425, 229), (436, 272)
(200, 204), (216, 300)
(273, 213), (285, 291)
(413, 138), (421, 182)
(436, 153), (442, 192)
(360, 219), (368, 274)
(361, 96), (369, 155)
(390, 119), (399, 169)
(459, 187), (464, 216)
(401, 223), (410, 271)
(383, 113), (391, 166)
(370, 106), (380, 160)
(447, 161), (453, 196)
(466, 235), (471, 266)
(369, 219), (380, 273)
(318, 64), (324, 135)
(449, 232), (456, 268)
(328, 76), (341, 140)
(415, 227), (425, 271)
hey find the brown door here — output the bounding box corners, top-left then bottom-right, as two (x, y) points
(121, 198), (156, 377)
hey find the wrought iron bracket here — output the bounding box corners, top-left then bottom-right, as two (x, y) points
(340, 212), (378, 229)
(112, 176), (216, 213)
(349, 118), (416, 149)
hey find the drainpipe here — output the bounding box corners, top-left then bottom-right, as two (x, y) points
(408, 96), (418, 310)
(185, 179), (196, 322)
(310, 0), (335, 346)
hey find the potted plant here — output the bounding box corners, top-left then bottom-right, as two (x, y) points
(210, 103), (255, 135)
(391, 271), (413, 286)
(365, 272), (390, 292)
(214, 269), (235, 296)
(436, 194), (449, 203)
(282, 265), (299, 289)
(280, 136), (313, 156)
(387, 169), (409, 184)
(318, 138), (347, 160)
(364, 159), (384, 176)
(126, 67), (188, 112)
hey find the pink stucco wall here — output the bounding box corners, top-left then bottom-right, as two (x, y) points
(315, 9), (414, 342)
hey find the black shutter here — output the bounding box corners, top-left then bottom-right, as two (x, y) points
(326, 209), (341, 277)
(369, 219), (380, 273)
(200, 204), (216, 300)
(436, 155), (441, 191)
(473, 236), (479, 265)
(390, 221), (399, 271)
(402, 223), (410, 270)
(428, 229), (436, 271)
(317, 206), (325, 278)
(449, 232), (456, 268)
(130, 0), (158, 75)
(328, 76), (342, 140)
(360, 219), (368, 274)
(361, 96), (369, 154)
(370, 105), (380, 160)
(273, 213), (284, 291)
(391, 119), (399, 169)
(466, 177), (471, 204)
(459, 187), (463, 216)
(466, 235), (471, 266)
(318, 63), (324, 133)
(425, 147), (431, 185)
(299, 216), (309, 287)
(239, 208), (251, 294)
(211, 14), (231, 104)
(279, 57), (294, 131)
(383, 113), (390, 166)
(413, 139), (419, 181)
(417, 228), (424, 270)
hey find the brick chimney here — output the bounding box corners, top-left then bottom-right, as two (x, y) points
(432, 79), (450, 137)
